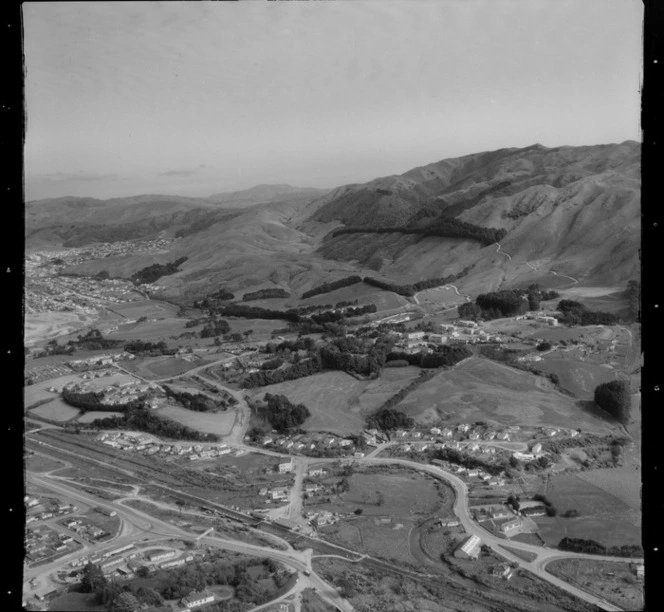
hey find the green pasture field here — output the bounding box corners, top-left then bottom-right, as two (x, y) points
(394, 357), (616, 432)
(153, 404), (237, 436)
(124, 355), (217, 379)
(106, 299), (178, 320)
(84, 372), (136, 388)
(535, 354), (618, 398)
(48, 593), (107, 611)
(299, 282), (409, 312)
(546, 559), (643, 611)
(321, 517), (416, 564)
(24, 374), (85, 409)
(574, 466), (641, 510)
(25, 454), (67, 473)
(106, 316), (191, 341)
(531, 473), (641, 547)
(222, 318), (292, 341)
(28, 399), (80, 422)
(246, 367), (421, 435)
(308, 467), (452, 518)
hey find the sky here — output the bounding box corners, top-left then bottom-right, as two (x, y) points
(23, 0), (642, 201)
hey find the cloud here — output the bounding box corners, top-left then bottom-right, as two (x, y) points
(34, 172), (120, 182)
(160, 169), (197, 177)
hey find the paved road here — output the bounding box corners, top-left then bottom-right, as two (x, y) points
(27, 473), (354, 612)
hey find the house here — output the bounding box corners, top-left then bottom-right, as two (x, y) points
(308, 468), (326, 477)
(521, 506), (546, 517)
(466, 469), (479, 477)
(531, 443), (542, 455)
(262, 437), (273, 445)
(457, 424), (470, 433)
(570, 430), (580, 438)
(278, 462), (295, 474)
(441, 428), (454, 438)
(430, 427), (441, 435)
(181, 590), (215, 610)
(149, 550), (176, 562)
(490, 507), (511, 520)
(633, 563), (644, 581)
(258, 488), (269, 496)
(500, 518), (523, 534)
(271, 487), (289, 500)
(339, 439), (353, 447)
(512, 452), (535, 461)
(469, 432), (481, 441)
(438, 518), (460, 527)
(454, 535), (481, 560)
(354, 452), (365, 458)
(497, 432), (510, 441)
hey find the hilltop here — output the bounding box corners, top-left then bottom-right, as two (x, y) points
(27, 142), (640, 300)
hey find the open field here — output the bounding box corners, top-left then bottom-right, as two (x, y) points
(535, 354), (619, 398)
(24, 311), (97, 347)
(531, 472), (641, 547)
(25, 454), (68, 473)
(247, 367), (421, 435)
(153, 404), (237, 436)
(76, 410), (124, 423)
(106, 298), (178, 320)
(546, 559), (643, 611)
(415, 286), (469, 308)
(28, 399), (80, 422)
(222, 317), (292, 341)
(48, 592), (107, 611)
(556, 286), (630, 317)
(307, 467), (453, 519)
(105, 316), (191, 341)
(84, 372), (136, 387)
(122, 355), (217, 379)
(574, 467), (641, 510)
(24, 374), (85, 408)
(394, 357), (616, 432)
(321, 517), (417, 565)
(299, 282), (409, 312)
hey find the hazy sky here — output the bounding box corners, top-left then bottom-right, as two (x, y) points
(24, 0), (642, 201)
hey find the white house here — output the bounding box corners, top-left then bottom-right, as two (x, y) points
(454, 535), (481, 560)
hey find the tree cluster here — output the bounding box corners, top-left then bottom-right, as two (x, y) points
(386, 345), (472, 368)
(430, 447), (503, 475)
(194, 288), (236, 308)
(210, 303), (301, 323)
(310, 304), (377, 324)
(242, 288), (290, 301)
(66, 328), (124, 351)
(626, 280), (640, 321)
(61, 387), (144, 413)
(200, 318), (231, 338)
(557, 299), (618, 326)
(124, 339), (175, 355)
(243, 356), (322, 388)
(131, 257), (188, 285)
(163, 386), (222, 412)
(362, 267), (471, 297)
(92, 406), (219, 441)
(594, 380), (632, 424)
(558, 538), (643, 558)
(261, 393), (311, 433)
(365, 406), (414, 431)
(301, 276), (363, 299)
(331, 218), (507, 247)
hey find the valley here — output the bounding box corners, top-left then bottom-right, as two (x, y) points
(23, 144), (642, 612)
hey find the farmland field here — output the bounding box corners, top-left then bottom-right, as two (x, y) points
(105, 316), (191, 341)
(123, 355), (217, 379)
(394, 357), (616, 432)
(25, 454), (67, 473)
(24, 374), (86, 408)
(299, 281), (409, 312)
(76, 411), (124, 423)
(535, 354), (619, 398)
(246, 367), (421, 435)
(106, 299), (178, 320)
(28, 399), (80, 422)
(546, 559), (643, 611)
(321, 517), (416, 564)
(307, 467), (453, 518)
(153, 404), (237, 435)
(532, 473), (641, 547)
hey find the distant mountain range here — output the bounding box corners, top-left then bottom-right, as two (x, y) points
(26, 142), (640, 300)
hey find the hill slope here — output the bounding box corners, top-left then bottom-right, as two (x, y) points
(29, 143), (640, 300)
